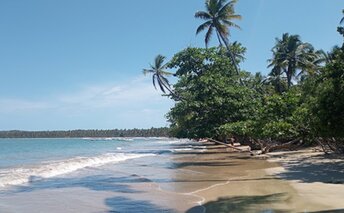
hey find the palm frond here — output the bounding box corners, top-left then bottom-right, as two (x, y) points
(205, 25), (214, 48)
(143, 69), (155, 75)
(159, 75), (171, 89)
(159, 70), (174, 76)
(196, 20), (212, 35)
(156, 77), (166, 93)
(217, 24), (229, 40)
(206, 0), (218, 16)
(222, 19), (241, 30)
(154, 55), (166, 69)
(195, 11), (212, 20)
(218, 0), (237, 18)
(152, 75), (157, 90)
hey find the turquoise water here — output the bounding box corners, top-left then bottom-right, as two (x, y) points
(0, 138), (136, 168)
(0, 137), (196, 212)
(0, 137), (189, 188)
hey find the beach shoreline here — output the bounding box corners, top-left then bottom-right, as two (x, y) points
(1, 139), (344, 213)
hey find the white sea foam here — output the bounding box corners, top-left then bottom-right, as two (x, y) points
(172, 148), (193, 152)
(156, 139), (192, 144)
(0, 153), (155, 188)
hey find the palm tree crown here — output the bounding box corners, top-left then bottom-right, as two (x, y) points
(195, 0), (241, 47)
(195, 0), (242, 79)
(268, 33), (319, 88)
(143, 55), (173, 94)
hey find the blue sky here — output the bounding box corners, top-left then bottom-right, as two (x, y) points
(0, 0), (342, 130)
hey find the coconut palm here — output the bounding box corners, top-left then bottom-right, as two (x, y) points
(195, 0), (242, 76)
(340, 9), (344, 24)
(143, 55), (174, 95)
(268, 33), (318, 88)
(263, 66), (288, 94)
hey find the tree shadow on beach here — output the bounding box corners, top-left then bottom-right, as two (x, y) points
(186, 193), (289, 213)
(149, 177), (278, 183)
(105, 196), (176, 213)
(171, 151), (241, 155)
(307, 210), (344, 213)
(274, 154), (344, 184)
(169, 161), (239, 169)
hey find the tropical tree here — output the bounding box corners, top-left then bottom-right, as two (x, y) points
(268, 33), (318, 88)
(195, 0), (242, 76)
(263, 66), (287, 94)
(143, 55), (174, 95)
(167, 47), (256, 138)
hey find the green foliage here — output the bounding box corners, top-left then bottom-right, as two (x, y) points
(141, 8), (344, 154)
(195, 0), (241, 48)
(143, 55), (174, 95)
(267, 33), (320, 89)
(0, 128), (171, 138)
(261, 122), (297, 140)
(167, 46), (257, 138)
(308, 49), (344, 137)
(218, 121), (254, 138)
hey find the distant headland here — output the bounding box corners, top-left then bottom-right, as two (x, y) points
(0, 128), (170, 138)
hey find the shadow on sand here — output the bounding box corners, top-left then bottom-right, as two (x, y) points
(274, 154), (344, 184)
(186, 193), (289, 213)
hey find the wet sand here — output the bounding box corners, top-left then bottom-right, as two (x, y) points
(1, 142), (344, 212)
(108, 143), (344, 212)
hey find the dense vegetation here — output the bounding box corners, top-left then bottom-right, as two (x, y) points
(0, 128), (170, 138)
(144, 0), (344, 154)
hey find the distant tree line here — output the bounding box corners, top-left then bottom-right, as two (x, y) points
(0, 127), (171, 138)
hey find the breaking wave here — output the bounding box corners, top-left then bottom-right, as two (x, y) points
(0, 153), (155, 188)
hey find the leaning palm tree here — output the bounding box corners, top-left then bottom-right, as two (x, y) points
(268, 33), (318, 88)
(341, 9), (344, 24)
(195, 0), (242, 76)
(143, 55), (174, 94)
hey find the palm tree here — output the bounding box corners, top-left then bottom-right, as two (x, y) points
(195, 0), (242, 76)
(338, 9), (344, 38)
(143, 55), (174, 95)
(263, 66), (288, 94)
(268, 33), (318, 88)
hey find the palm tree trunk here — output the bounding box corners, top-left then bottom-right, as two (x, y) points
(158, 76), (182, 101)
(286, 65), (293, 89)
(216, 31), (223, 46)
(217, 32), (244, 86)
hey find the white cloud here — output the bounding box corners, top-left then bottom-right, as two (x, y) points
(57, 76), (167, 109)
(0, 76), (174, 129)
(0, 76), (172, 114)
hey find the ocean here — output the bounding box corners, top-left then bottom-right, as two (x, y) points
(0, 137), (201, 212)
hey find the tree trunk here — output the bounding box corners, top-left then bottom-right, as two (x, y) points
(158, 75), (183, 101)
(206, 138), (253, 153)
(217, 32), (244, 86)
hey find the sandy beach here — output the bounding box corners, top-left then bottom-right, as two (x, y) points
(266, 148), (344, 212)
(174, 143), (344, 212)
